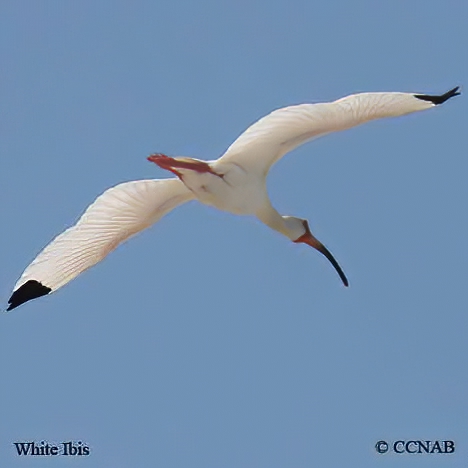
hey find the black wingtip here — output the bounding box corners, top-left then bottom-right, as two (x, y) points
(414, 86), (461, 105)
(7, 280), (52, 311)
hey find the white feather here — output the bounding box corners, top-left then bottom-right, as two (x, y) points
(13, 179), (193, 291)
(219, 92), (434, 175)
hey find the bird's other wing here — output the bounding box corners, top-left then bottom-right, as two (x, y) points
(219, 87), (460, 176)
(8, 178), (194, 310)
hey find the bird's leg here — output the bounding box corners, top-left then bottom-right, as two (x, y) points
(294, 220), (349, 287)
(147, 154), (183, 177)
(148, 153), (224, 179)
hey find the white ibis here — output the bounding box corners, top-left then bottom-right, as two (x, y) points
(8, 87), (460, 310)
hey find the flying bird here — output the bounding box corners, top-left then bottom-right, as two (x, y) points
(8, 87), (460, 310)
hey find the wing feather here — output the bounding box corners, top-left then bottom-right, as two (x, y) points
(219, 91), (436, 175)
(8, 178), (193, 309)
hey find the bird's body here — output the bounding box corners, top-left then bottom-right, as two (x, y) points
(8, 87), (460, 310)
(165, 160), (267, 215)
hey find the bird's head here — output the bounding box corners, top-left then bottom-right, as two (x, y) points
(283, 216), (349, 287)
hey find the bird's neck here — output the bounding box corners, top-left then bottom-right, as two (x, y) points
(256, 204), (297, 240)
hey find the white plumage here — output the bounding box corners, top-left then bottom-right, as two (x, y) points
(8, 87), (460, 310)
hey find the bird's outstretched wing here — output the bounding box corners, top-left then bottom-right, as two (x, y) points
(8, 178), (193, 310)
(219, 87), (460, 175)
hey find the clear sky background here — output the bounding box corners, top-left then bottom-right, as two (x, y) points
(1, 1), (467, 467)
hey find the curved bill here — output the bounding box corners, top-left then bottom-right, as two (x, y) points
(294, 221), (349, 287)
(313, 241), (349, 287)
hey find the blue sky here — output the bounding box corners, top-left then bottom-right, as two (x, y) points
(1, 0), (467, 466)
